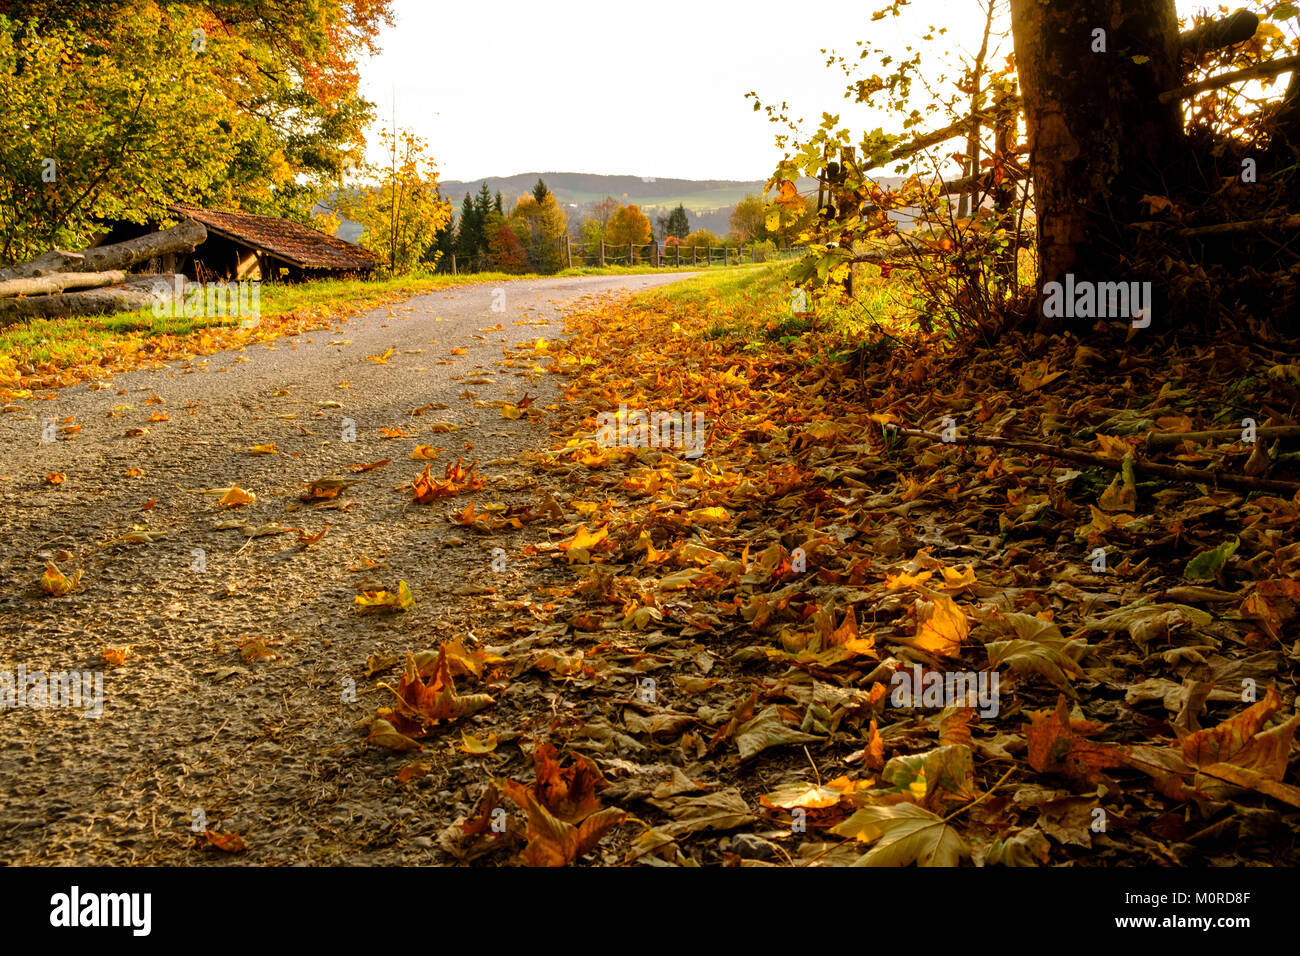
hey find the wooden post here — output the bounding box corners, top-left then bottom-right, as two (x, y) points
(675, 245), (680, 267)
(692, 246), (698, 266)
(651, 240), (659, 267)
(451, 253), (457, 275)
(629, 242), (635, 267)
(564, 235), (572, 270)
(599, 240), (606, 268)
(992, 91), (1018, 286)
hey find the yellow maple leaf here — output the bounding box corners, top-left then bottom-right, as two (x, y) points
(559, 525), (608, 552)
(459, 731), (499, 754)
(913, 589), (968, 657)
(885, 569), (933, 590)
(687, 506), (731, 525)
(939, 565), (977, 589)
(218, 486), (256, 508)
(355, 580), (416, 612)
(40, 563), (82, 596)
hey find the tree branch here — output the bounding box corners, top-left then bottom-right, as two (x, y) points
(885, 426), (1300, 495)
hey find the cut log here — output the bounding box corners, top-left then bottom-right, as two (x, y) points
(1179, 9), (1258, 58)
(0, 274), (177, 322)
(0, 271), (126, 299)
(0, 220), (206, 282)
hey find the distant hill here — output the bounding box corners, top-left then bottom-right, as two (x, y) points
(436, 172), (825, 237)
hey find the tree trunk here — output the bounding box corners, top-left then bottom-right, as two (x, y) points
(0, 220), (206, 281)
(0, 274), (175, 322)
(0, 271), (126, 299)
(1009, 0), (1187, 328)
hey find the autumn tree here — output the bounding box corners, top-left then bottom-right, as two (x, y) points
(0, 0), (396, 264)
(485, 209), (527, 273)
(681, 228), (719, 250)
(590, 195), (620, 231)
(0, 10), (234, 263)
(605, 203), (652, 246)
(341, 126), (451, 274)
(510, 190), (568, 273)
(578, 216), (606, 251)
(728, 194), (769, 242)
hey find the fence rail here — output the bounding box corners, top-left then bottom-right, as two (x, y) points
(439, 240), (806, 275)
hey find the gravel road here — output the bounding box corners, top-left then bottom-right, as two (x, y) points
(0, 272), (690, 864)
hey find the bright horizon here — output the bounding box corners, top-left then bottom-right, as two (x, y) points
(357, 0), (1009, 183)
(358, 1), (1231, 186)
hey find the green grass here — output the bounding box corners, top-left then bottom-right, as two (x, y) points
(0, 263), (756, 376)
(642, 260), (905, 348)
(556, 263), (705, 277)
(0, 271), (513, 368)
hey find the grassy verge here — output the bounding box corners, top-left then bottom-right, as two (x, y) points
(636, 260), (912, 349)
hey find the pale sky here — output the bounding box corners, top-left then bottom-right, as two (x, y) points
(358, 0), (1009, 181)
(357, 0), (1258, 183)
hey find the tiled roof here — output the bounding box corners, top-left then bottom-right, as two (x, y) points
(168, 203), (378, 271)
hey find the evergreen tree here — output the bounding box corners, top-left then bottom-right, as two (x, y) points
(474, 182), (493, 228)
(665, 204), (690, 240)
(456, 193), (483, 262)
(532, 177), (550, 204)
(429, 193), (457, 267)
(494, 191), (504, 214)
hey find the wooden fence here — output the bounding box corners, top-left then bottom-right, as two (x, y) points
(439, 240), (806, 275)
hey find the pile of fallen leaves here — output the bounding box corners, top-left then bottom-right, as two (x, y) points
(359, 275), (1300, 866)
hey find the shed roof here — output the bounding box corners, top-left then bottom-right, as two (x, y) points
(168, 203), (377, 272)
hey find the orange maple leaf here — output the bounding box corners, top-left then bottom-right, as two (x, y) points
(383, 648), (494, 729)
(503, 743), (610, 824)
(412, 458), (483, 503)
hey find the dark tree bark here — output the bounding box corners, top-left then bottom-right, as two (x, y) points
(1009, 0), (1188, 327)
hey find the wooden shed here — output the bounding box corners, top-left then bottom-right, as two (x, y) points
(96, 203), (378, 282)
(167, 204), (378, 281)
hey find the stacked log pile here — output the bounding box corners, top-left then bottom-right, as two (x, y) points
(0, 220), (207, 322)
